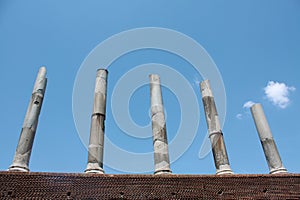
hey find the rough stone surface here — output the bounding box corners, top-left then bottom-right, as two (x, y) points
(149, 74), (171, 174)
(251, 103), (287, 174)
(200, 80), (232, 175)
(85, 69), (108, 174)
(9, 67), (47, 172)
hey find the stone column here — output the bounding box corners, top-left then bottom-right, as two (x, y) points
(85, 69), (108, 174)
(200, 80), (233, 175)
(149, 74), (172, 175)
(9, 67), (47, 172)
(250, 103), (287, 174)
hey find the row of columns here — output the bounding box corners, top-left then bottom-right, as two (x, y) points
(200, 80), (287, 174)
(8, 67), (287, 175)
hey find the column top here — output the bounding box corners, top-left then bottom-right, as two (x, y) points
(149, 74), (160, 83)
(200, 80), (213, 97)
(97, 68), (108, 73)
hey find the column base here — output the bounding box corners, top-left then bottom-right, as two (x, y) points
(270, 167), (287, 174)
(85, 163), (104, 174)
(216, 164), (233, 175)
(8, 165), (29, 172)
(154, 169), (172, 175)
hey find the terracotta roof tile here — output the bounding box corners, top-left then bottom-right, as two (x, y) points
(0, 172), (299, 199)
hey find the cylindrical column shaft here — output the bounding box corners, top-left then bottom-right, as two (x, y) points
(85, 69), (108, 174)
(9, 67), (47, 172)
(250, 103), (287, 174)
(149, 74), (172, 175)
(200, 80), (233, 175)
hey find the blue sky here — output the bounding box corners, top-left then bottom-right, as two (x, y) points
(0, 1), (299, 174)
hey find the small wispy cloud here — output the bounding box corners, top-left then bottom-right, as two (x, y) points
(236, 100), (256, 119)
(193, 75), (201, 86)
(264, 81), (296, 109)
(243, 101), (256, 109)
(236, 113), (243, 120)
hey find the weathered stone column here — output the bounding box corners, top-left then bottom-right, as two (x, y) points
(250, 103), (287, 174)
(85, 69), (108, 174)
(149, 74), (172, 175)
(200, 80), (233, 175)
(9, 67), (47, 172)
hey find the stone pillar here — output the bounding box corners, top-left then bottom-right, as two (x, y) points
(250, 103), (287, 174)
(9, 67), (47, 172)
(200, 80), (233, 175)
(149, 74), (172, 175)
(85, 69), (108, 174)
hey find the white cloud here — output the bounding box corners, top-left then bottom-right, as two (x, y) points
(264, 81), (296, 109)
(243, 101), (256, 109)
(237, 101), (256, 119)
(236, 113), (243, 120)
